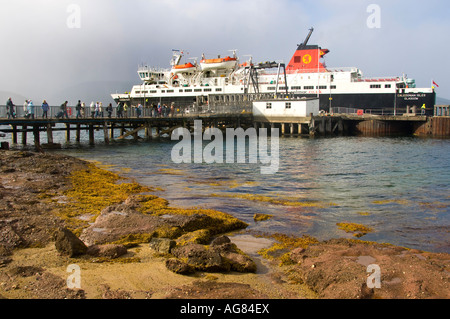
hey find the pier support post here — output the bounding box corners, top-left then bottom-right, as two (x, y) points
(47, 124), (54, 144)
(76, 124), (81, 142)
(290, 123), (294, 135)
(89, 125), (95, 146)
(103, 122), (109, 144)
(66, 124), (71, 142)
(110, 123), (115, 139)
(33, 125), (40, 148)
(11, 125), (17, 144)
(22, 125), (27, 145)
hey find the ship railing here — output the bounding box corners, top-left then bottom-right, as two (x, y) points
(354, 77), (401, 83)
(331, 107), (408, 116)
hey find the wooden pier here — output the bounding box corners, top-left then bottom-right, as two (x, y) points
(1, 108), (449, 150)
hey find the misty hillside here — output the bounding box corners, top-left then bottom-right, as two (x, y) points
(436, 96), (450, 105)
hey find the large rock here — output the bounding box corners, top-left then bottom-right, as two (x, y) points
(165, 258), (195, 275)
(54, 228), (87, 257)
(86, 244), (128, 259)
(168, 238), (257, 274)
(171, 243), (228, 272)
(149, 238), (176, 254)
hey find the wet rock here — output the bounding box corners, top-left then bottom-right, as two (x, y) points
(165, 258), (195, 275)
(210, 240), (257, 273)
(86, 244), (128, 259)
(54, 228), (88, 257)
(149, 238), (176, 254)
(210, 235), (231, 246)
(171, 243), (228, 272)
(176, 229), (211, 246)
(222, 252), (257, 273)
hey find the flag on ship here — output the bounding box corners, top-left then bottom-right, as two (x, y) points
(432, 80), (439, 88)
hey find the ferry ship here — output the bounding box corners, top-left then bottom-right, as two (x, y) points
(111, 28), (435, 114)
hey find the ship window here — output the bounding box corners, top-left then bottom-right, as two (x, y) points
(267, 87), (276, 91)
(286, 102), (292, 109)
(385, 84), (391, 88)
(194, 89), (202, 92)
(167, 90), (174, 93)
(135, 91), (141, 94)
(185, 89), (192, 92)
(179, 89), (184, 92)
(304, 86), (314, 90)
(370, 84), (381, 89)
(161, 90), (165, 93)
(292, 86), (302, 90)
(331, 85), (337, 89)
(294, 56), (301, 63)
(279, 87), (287, 91)
(316, 86), (327, 90)
(266, 103), (272, 109)
(215, 88), (222, 92)
(142, 91), (148, 94)
(150, 90), (157, 93)
(204, 88), (212, 92)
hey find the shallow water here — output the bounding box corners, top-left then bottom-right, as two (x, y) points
(5, 125), (448, 253)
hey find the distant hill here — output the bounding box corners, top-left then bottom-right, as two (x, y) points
(0, 91), (29, 105)
(0, 81), (134, 107)
(436, 96), (450, 105)
(54, 80), (135, 106)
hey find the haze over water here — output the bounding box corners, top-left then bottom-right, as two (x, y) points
(31, 131), (448, 255)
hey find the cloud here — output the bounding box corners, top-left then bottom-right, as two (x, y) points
(0, 0), (448, 105)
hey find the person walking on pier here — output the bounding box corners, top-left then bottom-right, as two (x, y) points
(23, 100), (28, 118)
(90, 101), (95, 118)
(42, 100), (49, 118)
(61, 101), (69, 119)
(421, 104), (426, 115)
(117, 102), (123, 118)
(76, 100), (82, 119)
(107, 103), (113, 118)
(136, 103), (143, 118)
(6, 98), (15, 119)
(170, 102), (175, 117)
(27, 100), (35, 119)
(94, 102), (100, 118)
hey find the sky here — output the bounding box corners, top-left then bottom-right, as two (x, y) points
(0, 0), (449, 106)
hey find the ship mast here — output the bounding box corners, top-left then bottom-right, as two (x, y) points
(299, 27), (314, 48)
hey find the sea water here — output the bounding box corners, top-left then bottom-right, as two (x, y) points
(4, 125), (449, 253)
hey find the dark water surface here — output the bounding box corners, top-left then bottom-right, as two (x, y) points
(38, 133), (450, 254)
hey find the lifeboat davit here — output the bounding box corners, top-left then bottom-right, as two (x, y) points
(200, 56), (237, 71)
(171, 62), (197, 74)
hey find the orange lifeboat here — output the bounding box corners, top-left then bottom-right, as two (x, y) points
(200, 56), (237, 71)
(172, 62), (197, 74)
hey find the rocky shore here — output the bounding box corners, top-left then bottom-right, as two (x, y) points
(0, 150), (448, 299)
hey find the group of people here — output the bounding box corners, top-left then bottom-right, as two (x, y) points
(116, 102), (177, 118)
(5, 98), (48, 119)
(5, 98), (180, 119)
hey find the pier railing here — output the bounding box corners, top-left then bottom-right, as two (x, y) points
(0, 104), (250, 119)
